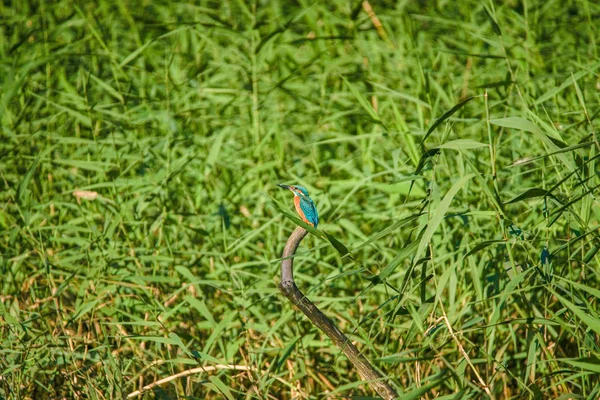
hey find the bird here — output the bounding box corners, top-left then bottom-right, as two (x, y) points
(277, 184), (319, 228)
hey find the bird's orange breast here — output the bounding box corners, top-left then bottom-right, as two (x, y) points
(294, 196), (313, 226)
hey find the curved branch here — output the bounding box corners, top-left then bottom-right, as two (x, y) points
(279, 226), (398, 399)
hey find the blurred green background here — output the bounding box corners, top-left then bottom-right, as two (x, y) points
(1, 0), (599, 398)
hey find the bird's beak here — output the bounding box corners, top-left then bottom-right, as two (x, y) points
(277, 184), (291, 190)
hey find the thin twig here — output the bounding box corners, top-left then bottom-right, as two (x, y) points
(127, 364), (259, 398)
(439, 300), (494, 399)
(279, 226), (399, 399)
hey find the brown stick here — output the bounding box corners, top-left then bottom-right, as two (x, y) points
(279, 226), (399, 399)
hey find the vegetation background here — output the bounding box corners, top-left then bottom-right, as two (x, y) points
(1, 0), (599, 398)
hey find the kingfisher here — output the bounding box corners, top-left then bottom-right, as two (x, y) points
(277, 184), (319, 228)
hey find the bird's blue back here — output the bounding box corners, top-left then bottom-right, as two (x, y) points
(299, 196), (319, 227)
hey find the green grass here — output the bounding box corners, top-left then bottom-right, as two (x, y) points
(1, 0), (600, 398)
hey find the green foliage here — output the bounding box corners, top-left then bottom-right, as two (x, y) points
(1, 0), (600, 398)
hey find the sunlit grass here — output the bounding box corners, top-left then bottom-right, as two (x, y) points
(1, 0), (599, 398)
